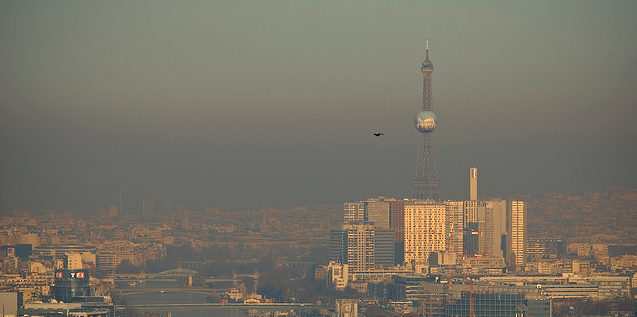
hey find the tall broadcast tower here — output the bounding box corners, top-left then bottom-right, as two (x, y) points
(412, 39), (442, 200)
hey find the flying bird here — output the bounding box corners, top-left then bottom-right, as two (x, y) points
(374, 133), (384, 137)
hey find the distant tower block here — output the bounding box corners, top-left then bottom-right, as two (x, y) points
(412, 39), (442, 200)
(470, 167), (478, 201)
(507, 200), (527, 270)
(142, 198), (155, 216)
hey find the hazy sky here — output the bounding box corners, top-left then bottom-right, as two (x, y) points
(1, 1), (636, 212)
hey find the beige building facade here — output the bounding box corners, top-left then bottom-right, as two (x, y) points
(404, 201), (446, 264)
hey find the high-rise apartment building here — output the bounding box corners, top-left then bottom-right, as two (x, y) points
(445, 200), (464, 258)
(373, 229), (395, 267)
(345, 224), (374, 272)
(365, 196), (394, 228)
(479, 200), (507, 258)
(329, 223), (394, 272)
(404, 201), (446, 264)
(390, 200), (406, 264)
(462, 199), (507, 258)
(329, 230), (347, 264)
(343, 202), (365, 223)
(507, 200), (527, 270)
(464, 200), (483, 255)
(464, 200), (482, 225)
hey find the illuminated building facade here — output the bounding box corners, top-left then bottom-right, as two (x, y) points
(507, 200), (527, 270)
(445, 201), (464, 258)
(404, 201), (446, 264)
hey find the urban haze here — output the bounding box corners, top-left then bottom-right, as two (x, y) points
(2, 2), (637, 317)
(1, 1), (636, 211)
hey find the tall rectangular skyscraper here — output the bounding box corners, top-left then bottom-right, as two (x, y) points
(470, 167), (478, 201)
(373, 229), (395, 268)
(329, 229), (347, 264)
(404, 201), (446, 264)
(445, 201), (464, 258)
(390, 200), (406, 264)
(345, 223), (374, 272)
(480, 200), (507, 259)
(507, 200), (527, 271)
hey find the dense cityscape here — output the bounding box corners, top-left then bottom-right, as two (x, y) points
(1, 181), (636, 316)
(2, 40), (637, 317)
(2, 2), (636, 317)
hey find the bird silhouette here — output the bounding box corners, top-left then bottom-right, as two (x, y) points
(374, 133), (384, 137)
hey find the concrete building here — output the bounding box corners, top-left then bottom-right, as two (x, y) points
(350, 267), (415, 283)
(326, 262), (349, 290)
(480, 274), (631, 299)
(343, 201), (365, 223)
(365, 196), (394, 228)
(470, 167), (477, 201)
(446, 292), (550, 317)
(67, 253), (83, 270)
(345, 224), (376, 272)
(21, 302), (113, 317)
(390, 200), (406, 264)
(463, 200), (482, 256)
(507, 200), (527, 270)
(329, 223), (395, 273)
(404, 200), (446, 264)
(329, 229), (347, 264)
(34, 245), (96, 260)
(20, 233), (40, 247)
(570, 275), (631, 299)
(0, 292), (22, 317)
(373, 229), (395, 268)
(96, 251), (121, 274)
(445, 201), (464, 259)
(393, 275), (431, 301)
(480, 199), (506, 259)
(335, 298), (358, 317)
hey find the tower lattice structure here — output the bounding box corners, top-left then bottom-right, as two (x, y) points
(412, 40), (442, 200)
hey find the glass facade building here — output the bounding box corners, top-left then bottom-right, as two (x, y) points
(53, 269), (91, 302)
(446, 293), (550, 317)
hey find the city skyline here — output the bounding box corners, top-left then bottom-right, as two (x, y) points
(1, 1), (636, 212)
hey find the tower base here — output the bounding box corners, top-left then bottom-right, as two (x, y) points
(412, 181), (442, 201)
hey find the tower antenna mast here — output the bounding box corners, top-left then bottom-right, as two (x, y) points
(412, 39), (442, 200)
(425, 39), (429, 59)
